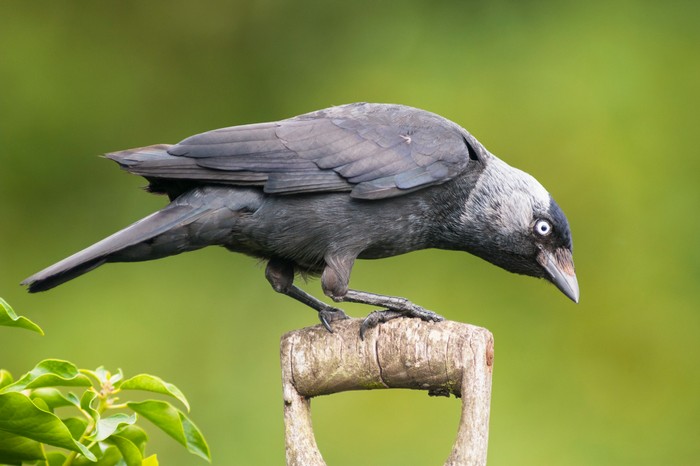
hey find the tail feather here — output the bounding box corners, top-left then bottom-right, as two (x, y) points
(21, 204), (208, 293)
(22, 258), (107, 293)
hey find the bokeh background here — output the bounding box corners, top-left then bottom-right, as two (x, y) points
(2, 1), (699, 465)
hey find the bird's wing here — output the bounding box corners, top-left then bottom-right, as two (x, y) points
(113, 103), (479, 200)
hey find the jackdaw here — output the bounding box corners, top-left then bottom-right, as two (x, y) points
(22, 103), (578, 335)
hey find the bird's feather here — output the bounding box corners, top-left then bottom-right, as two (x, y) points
(108, 103), (477, 200)
(20, 203), (208, 292)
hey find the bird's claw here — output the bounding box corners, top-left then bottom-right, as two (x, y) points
(359, 310), (403, 339)
(318, 307), (350, 332)
(359, 307), (444, 340)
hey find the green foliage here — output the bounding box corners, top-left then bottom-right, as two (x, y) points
(0, 298), (43, 335)
(0, 361), (210, 465)
(127, 401), (208, 461)
(0, 300), (210, 465)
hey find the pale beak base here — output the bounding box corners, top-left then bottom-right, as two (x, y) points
(538, 247), (579, 303)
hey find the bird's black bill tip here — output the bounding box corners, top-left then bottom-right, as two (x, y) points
(538, 247), (579, 304)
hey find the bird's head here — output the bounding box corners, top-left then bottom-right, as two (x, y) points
(457, 155), (579, 303)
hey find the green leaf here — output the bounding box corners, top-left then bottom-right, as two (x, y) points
(72, 444), (121, 466)
(66, 391), (81, 406)
(0, 429), (46, 463)
(106, 435), (142, 466)
(91, 413), (137, 442)
(115, 425), (148, 454)
(32, 397), (50, 412)
(119, 374), (190, 411)
(0, 370), (13, 390)
(80, 390), (99, 421)
(127, 400), (210, 462)
(45, 451), (68, 466)
(0, 360), (91, 393)
(31, 388), (79, 410)
(62, 417), (89, 441)
(0, 297), (44, 335)
(97, 446), (122, 466)
(0, 392), (96, 461)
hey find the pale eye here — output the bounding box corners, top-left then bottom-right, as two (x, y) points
(534, 219), (552, 236)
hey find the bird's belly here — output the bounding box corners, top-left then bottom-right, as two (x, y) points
(225, 192), (433, 268)
(357, 240), (426, 259)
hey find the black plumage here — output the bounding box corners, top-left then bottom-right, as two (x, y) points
(22, 103), (578, 335)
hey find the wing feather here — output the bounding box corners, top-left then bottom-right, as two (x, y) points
(109, 103), (479, 199)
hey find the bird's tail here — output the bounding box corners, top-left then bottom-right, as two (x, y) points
(21, 186), (243, 292)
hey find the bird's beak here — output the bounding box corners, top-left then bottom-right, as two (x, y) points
(537, 246), (579, 303)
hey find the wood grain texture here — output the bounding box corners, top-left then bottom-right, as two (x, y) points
(280, 318), (494, 466)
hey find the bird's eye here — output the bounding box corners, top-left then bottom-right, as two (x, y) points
(534, 219), (552, 236)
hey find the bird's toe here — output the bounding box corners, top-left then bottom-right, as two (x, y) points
(318, 307), (350, 332)
(359, 307), (444, 339)
(359, 310), (404, 340)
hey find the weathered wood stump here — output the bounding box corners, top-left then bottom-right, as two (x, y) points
(280, 318), (494, 465)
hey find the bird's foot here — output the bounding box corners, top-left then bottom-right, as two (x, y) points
(318, 307), (350, 333)
(359, 307), (444, 340)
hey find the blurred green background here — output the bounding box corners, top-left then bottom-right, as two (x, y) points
(2, 1), (699, 465)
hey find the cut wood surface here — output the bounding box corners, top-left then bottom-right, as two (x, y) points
(280, 318), (494, 466)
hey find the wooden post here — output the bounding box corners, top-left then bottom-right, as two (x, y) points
(280, 318), (494, 466)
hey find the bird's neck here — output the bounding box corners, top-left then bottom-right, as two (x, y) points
(424, 173), (484, 253)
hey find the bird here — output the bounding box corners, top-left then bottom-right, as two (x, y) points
(22, 102), (578, 336)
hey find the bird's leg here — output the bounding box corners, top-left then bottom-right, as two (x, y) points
(321, 255), (443, 338)
(265, 258), (348, 332)
(341, 290), (444, 339)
